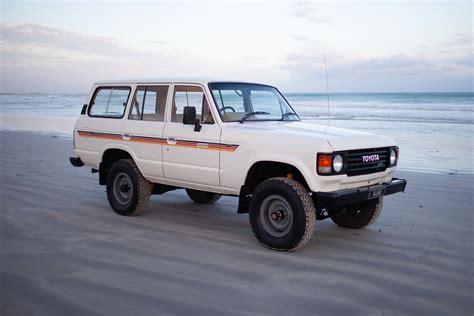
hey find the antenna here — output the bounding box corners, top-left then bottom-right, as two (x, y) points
(324, 53), (331, 130)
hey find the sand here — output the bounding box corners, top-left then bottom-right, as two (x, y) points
(0, 131), (472, 315)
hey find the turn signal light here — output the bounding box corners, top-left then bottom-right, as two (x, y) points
(317, 154), (332, 174)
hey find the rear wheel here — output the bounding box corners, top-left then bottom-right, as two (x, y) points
(185, 189), (221, 204)
(106, 159), (152, 216)
(249, 177), (316, 251)
(330, 197), (384, 229)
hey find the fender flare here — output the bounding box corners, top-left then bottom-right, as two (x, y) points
(243, 157), (315, 191)
(99, 143), (143, 184)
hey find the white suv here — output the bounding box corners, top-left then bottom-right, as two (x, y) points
(70, 79), (407, 251)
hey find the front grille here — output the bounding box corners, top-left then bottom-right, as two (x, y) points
(345, 147), (389, 177)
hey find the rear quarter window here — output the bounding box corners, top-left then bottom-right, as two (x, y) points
(89, 87), (131, 118)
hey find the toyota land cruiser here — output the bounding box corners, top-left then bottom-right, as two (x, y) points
(70, 79), (407, 251)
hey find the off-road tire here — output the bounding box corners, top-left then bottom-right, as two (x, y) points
(330, 197), (384, 229)
(249, 177), (316, 251)
(185, 189), (221, 204)
(106, 159), (152, 216)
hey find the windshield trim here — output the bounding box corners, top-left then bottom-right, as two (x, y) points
(207, 82), (300, 123)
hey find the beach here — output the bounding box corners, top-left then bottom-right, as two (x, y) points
(0, 131), (472, 315)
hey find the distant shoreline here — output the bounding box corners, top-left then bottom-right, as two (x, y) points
(2, 92), (473, 95)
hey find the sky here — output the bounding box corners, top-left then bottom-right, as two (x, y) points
(0, 0), (472, 93)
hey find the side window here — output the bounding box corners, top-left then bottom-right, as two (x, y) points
(172, 86), (214, 124)
(129, 86), (168, 121)
(89, 87), (130, 118)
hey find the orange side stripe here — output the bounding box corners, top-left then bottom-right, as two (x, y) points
(77, 130), (239, 152)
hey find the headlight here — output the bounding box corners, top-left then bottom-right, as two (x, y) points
(333, 154), (343, 172)
(390, 149), (397, 165)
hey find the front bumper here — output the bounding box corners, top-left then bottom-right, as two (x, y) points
(315, 178), (407, 210)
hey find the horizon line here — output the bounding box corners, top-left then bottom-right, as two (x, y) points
(1, 91), (473, 95)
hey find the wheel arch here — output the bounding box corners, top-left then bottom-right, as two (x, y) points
(99, 145), (140, 185)
(237, 159), (312, 214)
(245, 160), (310, 190)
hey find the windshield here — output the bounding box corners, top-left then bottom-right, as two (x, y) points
(209, 83), (300, 122)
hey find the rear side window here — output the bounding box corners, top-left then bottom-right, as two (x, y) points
(129, 86), (169, 121)
(89, 87), (131, 118)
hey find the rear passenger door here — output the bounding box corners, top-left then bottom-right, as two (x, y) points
(122, 85), (170, 179)
(162, 85), (221, 187)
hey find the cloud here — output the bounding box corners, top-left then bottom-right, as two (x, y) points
(280, 52), (473, 92)
(291, 34), (322, 44)
(0, 22), (471, 93)
(148, 40), (168, 45)
(0, 23), (284, 93)
(442, 33), (473, 47)
(419, 32), (473, 58)
(338, 55), (434, 74)
(1, 23), (117, 53)
(0, 23), (186, 92)
(0, 23), (170, 63)
(290, 1), (330, 23)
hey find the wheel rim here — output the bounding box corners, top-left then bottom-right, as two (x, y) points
(113, 172), (133, 205)
(259, 195), (293, 237)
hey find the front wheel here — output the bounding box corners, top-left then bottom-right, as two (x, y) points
(106, 159), (152, 216)
(249, 177), (316, 251)
(330, 197), (384, 229)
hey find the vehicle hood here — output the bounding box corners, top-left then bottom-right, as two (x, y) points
(223, 121), (397, 151)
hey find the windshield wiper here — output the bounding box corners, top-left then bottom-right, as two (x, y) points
(281, 112), (297, 120)
(239, 111), (270, 123)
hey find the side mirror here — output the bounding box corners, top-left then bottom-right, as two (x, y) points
(183, 106), (202, 132)
(183, 106), (196, 125)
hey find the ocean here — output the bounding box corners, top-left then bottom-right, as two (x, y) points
(1, 92), (473, 174)
(2, 92), (472, 123)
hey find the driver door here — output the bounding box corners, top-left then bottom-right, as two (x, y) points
(162, 85), (221, 187)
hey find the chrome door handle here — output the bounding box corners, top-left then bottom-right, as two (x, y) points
(123, 133), (131, 141)
(167, 137), (177, 144)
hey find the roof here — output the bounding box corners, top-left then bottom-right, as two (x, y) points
(93, 78), (269, 86)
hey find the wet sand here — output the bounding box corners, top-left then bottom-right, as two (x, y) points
(0, 131), (472, 315)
